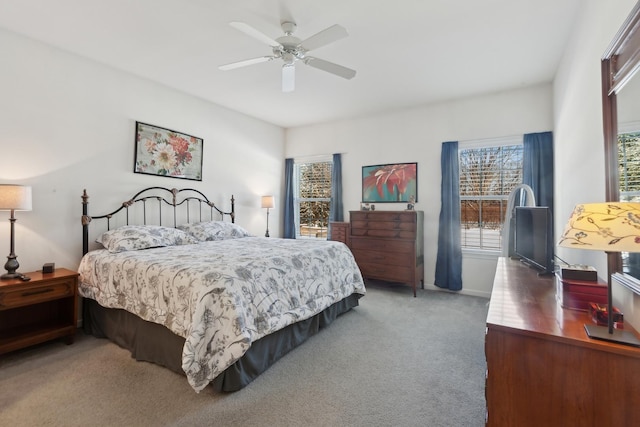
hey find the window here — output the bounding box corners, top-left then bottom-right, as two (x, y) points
(618, 129), (640, 276)
(618, 131), (640, 202)
(294, 159), (332, 239)
(459, 142), (523, 250)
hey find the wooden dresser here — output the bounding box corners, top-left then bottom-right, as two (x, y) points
(329, 221), (350, 246)
(349, 210), (424, 296)
(485, 258), (640, 426)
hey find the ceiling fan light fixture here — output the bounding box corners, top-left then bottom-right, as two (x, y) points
(282, 64), (295, 92)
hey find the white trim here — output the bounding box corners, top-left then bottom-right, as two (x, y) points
(619, 121), (640, 134)
(458, 135), (523, 150)
(294, 154), (332, 164)
(462, 248), (501, 260)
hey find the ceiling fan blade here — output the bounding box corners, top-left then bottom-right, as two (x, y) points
(299, 24), (348, 51)
(219, 56), (276, 71)
(282, 64), (295, 92)
(229, 21), (281, 47)
(304, 57), (356, 80)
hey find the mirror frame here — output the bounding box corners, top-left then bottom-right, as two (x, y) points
(603, 1), (640, 275)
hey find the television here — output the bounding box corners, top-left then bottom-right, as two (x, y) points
(514, 206), (554, 274)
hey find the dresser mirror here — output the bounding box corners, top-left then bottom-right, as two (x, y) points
(603, 1), (640, 280)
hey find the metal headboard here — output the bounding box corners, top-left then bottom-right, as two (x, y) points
(81, 186), (235, 255)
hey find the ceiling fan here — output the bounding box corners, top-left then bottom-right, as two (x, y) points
(219, 21), (356, 92)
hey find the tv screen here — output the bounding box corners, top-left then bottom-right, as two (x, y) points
(514, 206), (554, 274)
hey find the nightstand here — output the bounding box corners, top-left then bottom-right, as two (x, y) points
(0, 268), (79, 355)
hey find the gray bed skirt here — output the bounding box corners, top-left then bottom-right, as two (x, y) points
(82, 293), (362, 392)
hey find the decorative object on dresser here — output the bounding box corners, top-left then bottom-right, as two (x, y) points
(0, 268), (79, 354)
(0, 184), (32, 280)
(361, 162), (417, 203)
(558, 202), (640, 346)
(560, 264), (598, 281)
(261, 195), (274, 237)
(555, 274), (608, 311)
(134, 121), (203, 181)
(349, 210), (423, 296)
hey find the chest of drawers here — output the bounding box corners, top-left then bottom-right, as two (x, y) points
(349, 210), (424, 296)
(329, 221), (350, 246)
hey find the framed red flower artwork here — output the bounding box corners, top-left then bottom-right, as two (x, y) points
(362, 162), (417, 203)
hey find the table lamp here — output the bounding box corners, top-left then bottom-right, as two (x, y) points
(0, 184), (32, 280)
(261, 195), (274, 237)
(558, 202), (640, 346)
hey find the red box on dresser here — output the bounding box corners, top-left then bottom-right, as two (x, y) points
(555, 274), (608, 311)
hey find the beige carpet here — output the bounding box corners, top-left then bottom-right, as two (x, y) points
(0, 282), (489, 427)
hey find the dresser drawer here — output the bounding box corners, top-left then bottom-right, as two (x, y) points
(350, 237), (415, 253)
(0, 279), (75, 310)
(357, 261), (414, 283)
(350, 211), (416, 223)
(351, 247), (414, 267)
(351, 220), (416, 232)
(351, 228), (416, 239)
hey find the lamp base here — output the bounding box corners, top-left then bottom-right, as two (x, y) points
(584, 324), (640, 347)
(1, 271), (23, 280)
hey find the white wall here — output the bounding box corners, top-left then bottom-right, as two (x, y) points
(554, 0), (640, 328)
(286, 84), (553, 298)
(0, 28), (284, 274)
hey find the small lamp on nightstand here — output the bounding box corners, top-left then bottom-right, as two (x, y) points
(0, 184), (32, 280)
(261, 195), (274, 237)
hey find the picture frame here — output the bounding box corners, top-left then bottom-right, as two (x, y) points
(362, 162), (417, 203)
(134, 121), (203, 181)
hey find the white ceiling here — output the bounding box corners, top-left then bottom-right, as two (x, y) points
(0, 0), (582, 128)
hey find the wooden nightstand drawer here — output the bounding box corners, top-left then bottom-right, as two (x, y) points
(0, 268), (79, 354)
(0, 279), (74, 310)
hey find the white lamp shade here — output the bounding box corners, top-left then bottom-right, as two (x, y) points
(261, 195), (275, 209)
(558, 202), (640, 252)
(0, 185), (32, 211)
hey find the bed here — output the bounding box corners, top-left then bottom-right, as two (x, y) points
(78, 187), (365, 392)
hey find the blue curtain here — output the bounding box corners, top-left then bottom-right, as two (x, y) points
(283, 158), (296, 239)
(435, 141), (462, 291)
(328, 153), (343, 239)
(523, 131), (554, 211)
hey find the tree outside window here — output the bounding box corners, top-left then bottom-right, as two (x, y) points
(459, 145), (523, 250)
(295, 161), (332, 239)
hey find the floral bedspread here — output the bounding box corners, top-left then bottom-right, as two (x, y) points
(77, 237), (365, 392)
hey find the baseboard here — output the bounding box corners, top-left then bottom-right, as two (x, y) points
(422, 283), (491, 299)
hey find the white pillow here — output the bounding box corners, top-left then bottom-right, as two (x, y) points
(96, 225), (198, 253)
(177, 221), (252, 241)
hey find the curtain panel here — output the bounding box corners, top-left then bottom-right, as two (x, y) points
(523, 131), (554, 212)
(435, 141), (463, 291)
(283, 158), (296, 239)
(328, 153), (343, 239)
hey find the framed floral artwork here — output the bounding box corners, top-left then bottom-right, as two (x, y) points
(362, 162), (417, 203)
(134, 121), (203, 181)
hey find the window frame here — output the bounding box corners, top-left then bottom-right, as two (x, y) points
(618, 121), (640, 202)
(293, 156), (333, 240)
(458, 136), (523, 253)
